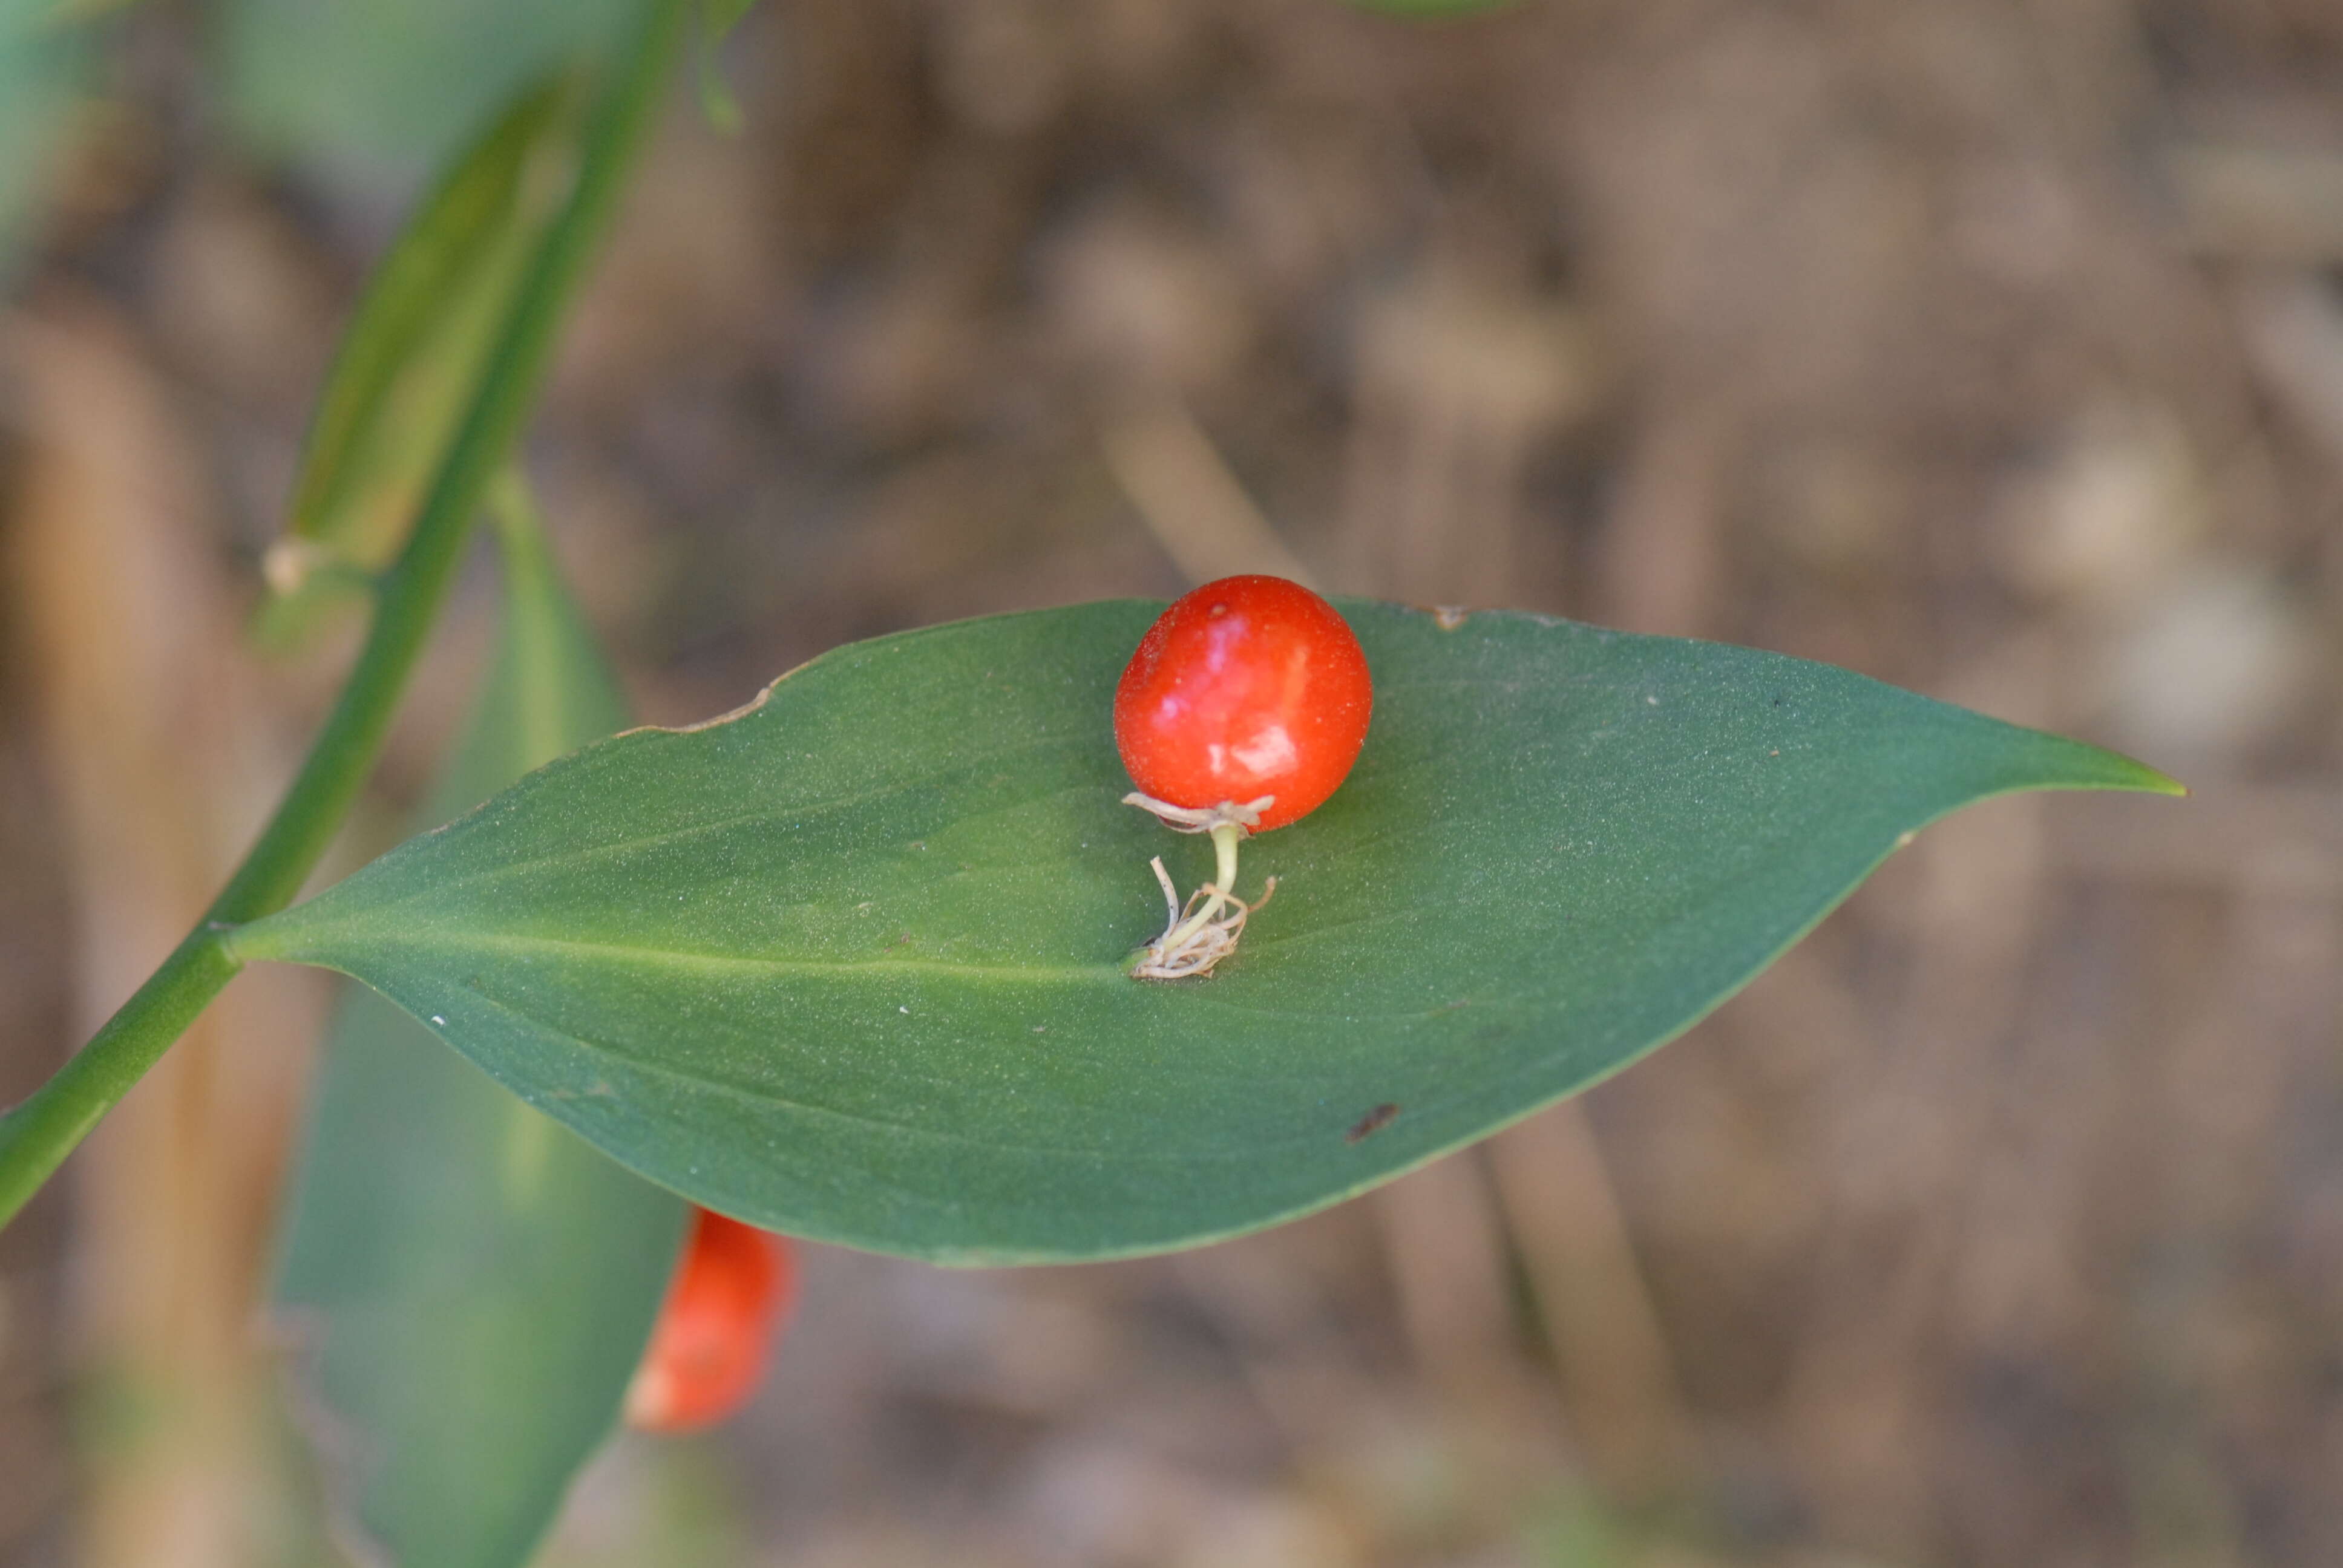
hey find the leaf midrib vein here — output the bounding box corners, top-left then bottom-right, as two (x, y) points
(351, 927), (1127, 985)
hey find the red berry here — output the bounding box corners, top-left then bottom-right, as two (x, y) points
(624, 1209), (797, 1434)
(1114, 575), (1372, 833)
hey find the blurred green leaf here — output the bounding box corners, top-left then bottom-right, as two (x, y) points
(216, 0), (632, 178)
(693, 0), (757, 136)
(271, 479), (688, 1568)
(0, 3), (93, 291)
(257, 76), (580, 648)
(702, 0), (756, 34)
(236, 603), (2181, 1264)
(536, 1440), (751, 1568)
(1522, 1488), (1634, 1567)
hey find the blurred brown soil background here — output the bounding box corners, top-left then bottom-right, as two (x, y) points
(5, 0), (2343, 1564)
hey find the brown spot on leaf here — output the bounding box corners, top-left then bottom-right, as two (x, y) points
(1346, 1102), (1400, 1142)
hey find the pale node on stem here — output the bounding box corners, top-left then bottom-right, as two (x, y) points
(262, 537), (332, 595)
(1122, 794), (1276, 979)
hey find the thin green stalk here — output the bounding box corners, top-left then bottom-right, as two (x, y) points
(1158, 821), (1245, 952)
(0, 0), (691, 1230)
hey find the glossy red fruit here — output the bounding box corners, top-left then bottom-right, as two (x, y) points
(624, 1209), (797, 1434)
(1114, 575), (1372, 833)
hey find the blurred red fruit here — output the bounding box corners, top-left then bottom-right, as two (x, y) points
(624, 1209), (798, 1433)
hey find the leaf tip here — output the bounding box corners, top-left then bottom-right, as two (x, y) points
(2010, 727), (2187, 801)
(2099, 751), (2190, 799)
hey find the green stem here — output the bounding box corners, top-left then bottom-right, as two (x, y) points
(0, 932), (241, 1213)
(0, 0), (690, 1232)
(1158, 821), (1246, 953)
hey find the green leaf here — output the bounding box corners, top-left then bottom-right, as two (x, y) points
(217, 0), (634, 178)
(271, 485), (687, 1568)
(236, 603), (2181, 1265)
(0, 5), (92, 292)
(256, 75), (580, 647)
(693, 0), (756, 135)
(702, 0), (757, 34)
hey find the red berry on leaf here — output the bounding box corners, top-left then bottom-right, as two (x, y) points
(624, 1209), (797, 1434)
(1115, 575), (1372, 833)
(1113, 576), (1372, 979)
